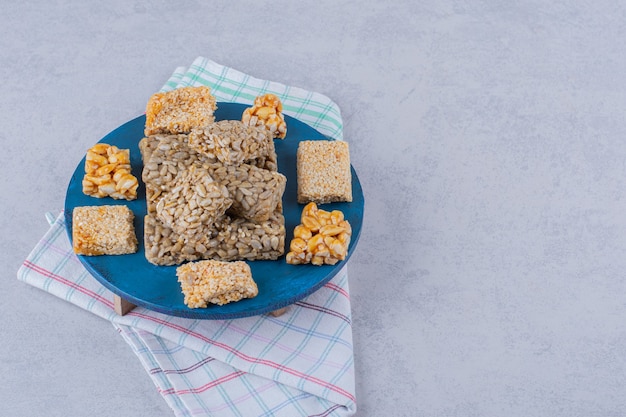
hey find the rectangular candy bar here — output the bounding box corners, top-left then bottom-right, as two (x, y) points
(144, 208), (285, 266)
(72, 205), (137, 256)
(144, 86), (217, 136)
(212, 163), (286, 222)
(188, 120), (275, 166)
(297, 140), (352, 204)
(176, 259), (258, 308)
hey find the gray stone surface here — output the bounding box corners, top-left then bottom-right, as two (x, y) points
(3, 1), (626, 416)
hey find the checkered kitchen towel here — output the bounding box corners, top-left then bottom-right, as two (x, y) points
(17, 57), (356, 417)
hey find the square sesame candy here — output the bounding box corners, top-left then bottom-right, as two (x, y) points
(297, 140), (352, 204)
(72, 205), (138, 256)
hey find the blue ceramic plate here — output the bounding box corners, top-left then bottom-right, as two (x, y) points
(64, 103), (364, 319)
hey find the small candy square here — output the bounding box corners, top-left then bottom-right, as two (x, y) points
(297, 140), (352, 204)
(72, 205), (138, 256)
(145, 86), (217, 135)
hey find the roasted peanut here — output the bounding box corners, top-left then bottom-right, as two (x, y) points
(293, 225), (312, 240)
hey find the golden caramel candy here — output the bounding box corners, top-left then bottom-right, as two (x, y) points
(242, 93), (287, 139)
(286, 202), (351, 266)
(82, 143), (138, 200)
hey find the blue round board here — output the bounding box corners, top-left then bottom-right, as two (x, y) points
(64, 103), (364, 319)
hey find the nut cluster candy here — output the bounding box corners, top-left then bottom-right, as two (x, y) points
(242, 93), (287, 139)
(189, 120), (274, 166)
(286, 202), (351, 266)
(155, 166), (233, 238)
(140, 133), (286, 266)
(82, 143), (139, 200)
(139, 87), (287, 268)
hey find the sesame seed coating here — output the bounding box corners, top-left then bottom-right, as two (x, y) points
(297, 140), (352, 204)
(72, 205), (138, 256)
(144, 86), (217, 136)
(176, 260), (258, 308)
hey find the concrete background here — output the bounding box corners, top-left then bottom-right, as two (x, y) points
(3, 1), (626, 416)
